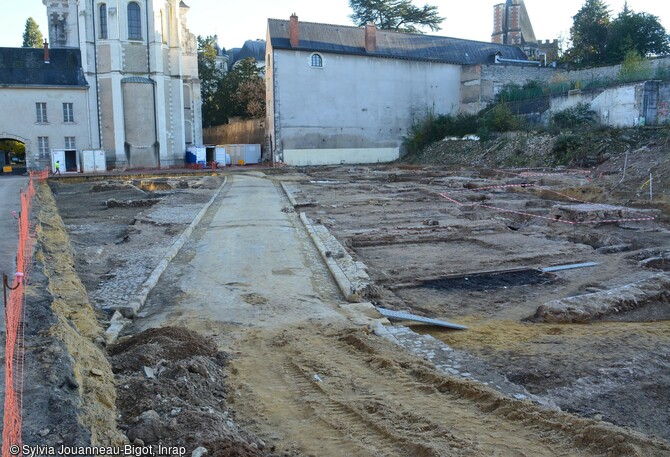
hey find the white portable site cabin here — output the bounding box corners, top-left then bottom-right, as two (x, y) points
(80, 150), (107, 173)
(215, 146), (231, 166)
(203, 146), (231, 167)
(51, 149), (80, 173)
(186, 146), (206, 166)
(222, 144), (261, 165)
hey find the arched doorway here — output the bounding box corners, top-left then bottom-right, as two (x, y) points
(0, 135), (28, 173)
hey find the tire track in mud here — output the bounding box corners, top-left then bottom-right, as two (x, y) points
(234, 347), (382, 456)
(283, 358), (442, 457)
(229, 325), (670, 457)
(339, 331), (670, 456)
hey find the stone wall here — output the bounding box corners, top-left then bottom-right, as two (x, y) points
(463, 64), (556, 113)
(479, 56), (670, 93)
(464, 56), (670, 115)
(548, 81), (670, 127)
(563, 57), (670, 86)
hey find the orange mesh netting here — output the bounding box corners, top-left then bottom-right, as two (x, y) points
(3, 170), (48, 457)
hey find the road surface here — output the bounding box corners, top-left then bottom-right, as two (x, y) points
(0, 175), (26, 280)
(0, 175), (27, 330)
(136, 172), (345, 338)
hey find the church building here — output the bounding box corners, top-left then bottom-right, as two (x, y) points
(0, 0), (202, 171)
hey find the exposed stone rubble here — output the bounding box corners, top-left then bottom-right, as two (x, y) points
(533, 273), (670, 323)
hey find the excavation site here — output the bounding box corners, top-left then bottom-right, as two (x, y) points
(4, 130), (670, 457)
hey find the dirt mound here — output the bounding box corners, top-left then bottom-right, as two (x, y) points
(109, 327), (288, 456)
(109, 326), (218, 371)
(203, 439), (271, 457)
(405, 131), (558, 167)
(404, 127), (670, 178)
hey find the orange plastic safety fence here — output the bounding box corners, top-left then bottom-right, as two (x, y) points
(3, 170), (47, 457)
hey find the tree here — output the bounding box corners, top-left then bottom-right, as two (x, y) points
(567, 0), (610, 65)
(197, 35), (225, 127)
(566, 1), (669, 66)
(617, 49), (651, 81)
(349, 0), (444, 34)
(236, 78), (266, 119)
(22, 17), (43, 48)
(608, 5), (669, 62)
(216, 58), (265, 122)
(0, 140), (26, 162)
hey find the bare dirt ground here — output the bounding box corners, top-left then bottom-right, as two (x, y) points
(284, 130), (670, 444)
(34, 128), (670, 456)
(288, 164), (670, 438)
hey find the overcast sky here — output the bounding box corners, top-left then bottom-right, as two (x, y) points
(1, 1), (668, 51)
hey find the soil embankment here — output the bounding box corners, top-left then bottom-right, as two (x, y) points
(17, 183), (124, 446)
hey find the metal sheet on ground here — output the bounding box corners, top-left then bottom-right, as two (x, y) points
(541, 262), (599, 273)
(376, 307), (468, 330)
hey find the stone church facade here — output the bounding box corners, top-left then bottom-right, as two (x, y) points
(27, 0), (202, 169)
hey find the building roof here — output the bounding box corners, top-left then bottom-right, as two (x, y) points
(0, 47), (87, 87)
(228, 40), (266, 67)
(268, 19), (528, 65)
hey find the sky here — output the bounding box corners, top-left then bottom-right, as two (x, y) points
(1, 1), (668, 51)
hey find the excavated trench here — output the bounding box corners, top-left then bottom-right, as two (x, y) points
(35, 163), (670, 452)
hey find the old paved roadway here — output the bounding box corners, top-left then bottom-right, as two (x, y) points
(0, 174), (27, 420)
(135, 172), (346, 339)
(0, 175), (27, 325)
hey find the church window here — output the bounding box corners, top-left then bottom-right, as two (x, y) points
(99, 4), (108, 39)
(184, 120), (193, 144)
(128, 2), (142, 40)
(310, 53), (323, 68)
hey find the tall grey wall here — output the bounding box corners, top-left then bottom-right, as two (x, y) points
(270, 49), (461, 165)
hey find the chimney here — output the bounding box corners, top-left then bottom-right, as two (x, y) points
(43, 40), (50, 64)
(365, 23), (377, 52)
(290, 14), (299, 47)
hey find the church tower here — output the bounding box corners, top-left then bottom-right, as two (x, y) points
(491, 0), (557, 63)
(43, 0), (79, 48)
(42, 0), (202, 169)
(492, 0), (536, 46)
